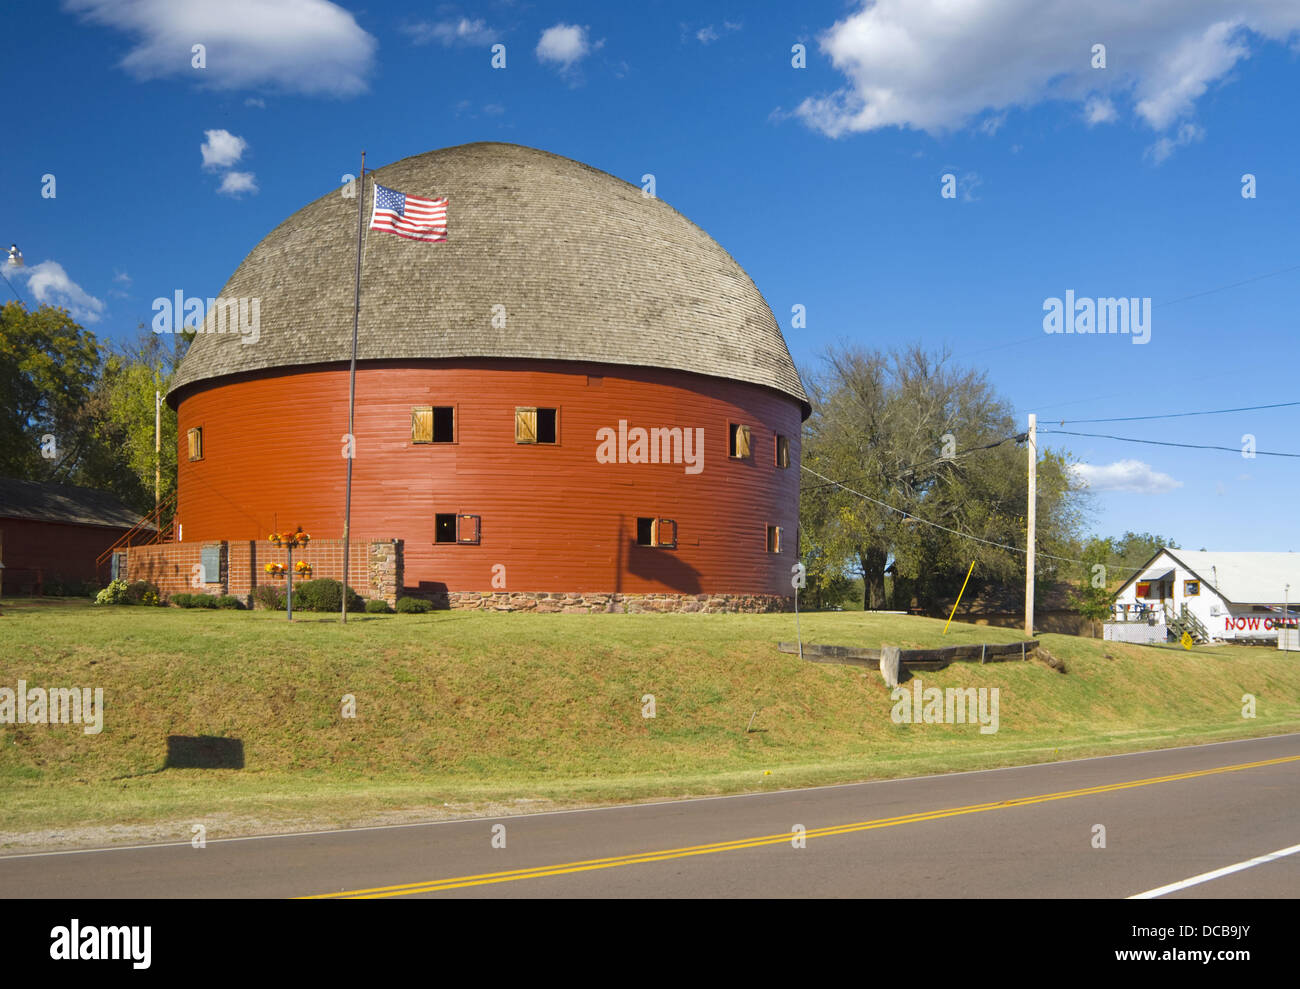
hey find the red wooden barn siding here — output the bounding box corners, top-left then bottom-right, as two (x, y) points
(0, 517), (129, 591)
(174, 359), (802, 596)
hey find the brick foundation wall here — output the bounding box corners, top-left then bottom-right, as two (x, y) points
(125, 538), (402, 607)
(427, 591), (793, 613)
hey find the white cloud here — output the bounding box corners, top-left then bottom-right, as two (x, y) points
(1084, 95), (1117, 125)
(404, 17), (496, 47)
(1070, 459), (1183, 494)
(15, 261), (105, 323)
(218, 171), (258, 197)
(1145, 121), (1205, 163)
(200, 129), (246, 169)
(688, 21), (741, 45)
(536, 24), (593, 70)
(795, 1), (1300, 142)
(65, 0), (376, 96)
(244, 96), (265, 108)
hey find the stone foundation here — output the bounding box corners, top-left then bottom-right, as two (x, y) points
(419, 591), (793, 614)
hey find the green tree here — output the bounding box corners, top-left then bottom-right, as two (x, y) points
(1068, 530), (1180, 621)
(91, 325), (191, 514)
(800, 343), (1089, 612)
(0, 302), (102, 481)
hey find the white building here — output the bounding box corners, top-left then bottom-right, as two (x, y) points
(1110, 548), (1300, 643)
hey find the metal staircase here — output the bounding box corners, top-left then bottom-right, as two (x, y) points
(96, 491), (176, 570)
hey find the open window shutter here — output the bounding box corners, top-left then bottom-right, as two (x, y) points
(187, 428), (202, 461)
(457, 514), (481, 544)
(516, 408), (538, 443)
(737, 425), (751, 459)
(412, 407), (433, 443)
(658, 518), (677, 549)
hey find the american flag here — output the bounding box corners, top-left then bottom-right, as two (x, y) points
(369, 182), (447, 242)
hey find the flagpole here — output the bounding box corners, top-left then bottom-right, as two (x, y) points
(342, 151), (366, 623)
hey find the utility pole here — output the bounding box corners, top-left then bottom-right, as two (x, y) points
(1025, 413), (1037, 637)
(154, 389), (161, 511)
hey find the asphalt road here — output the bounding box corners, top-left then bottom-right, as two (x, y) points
(3, 733), (1297, 898)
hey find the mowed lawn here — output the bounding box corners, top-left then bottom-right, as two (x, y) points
(1, 598), (1298, 850)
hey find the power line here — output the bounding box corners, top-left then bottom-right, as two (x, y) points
(1060, 400), (1300, 425)
(1042, 429), (1300, 458)
(896, 432), (1026, 478)
(1, 269), (26, 307)
(799, 433), (1026, 493)
(800, 463), (1144, 575)
(1157, 261), (1300, 308)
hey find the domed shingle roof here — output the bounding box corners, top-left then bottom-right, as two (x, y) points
(169, 142), (807, 411)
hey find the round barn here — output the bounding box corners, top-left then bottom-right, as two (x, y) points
(166, 142), (808, 611)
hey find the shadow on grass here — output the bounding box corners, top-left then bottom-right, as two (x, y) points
(165, 735), (245, 769)
(109, 735), (246, 780)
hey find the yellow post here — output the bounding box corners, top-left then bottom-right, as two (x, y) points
(943, 561), (977, 635)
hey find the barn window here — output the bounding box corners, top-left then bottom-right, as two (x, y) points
(187, 427), (203, 461)
(636, 517), (677, 548)
(775, 434), (790, 468)
(1184, 580), (1200, 596)
(435, 513), (480, 544)
(434, 514), (458, 543)
(432, 407), (454, 443)
(1135, 581), (1151, 598)
(766, 525), (782, 553)
(412, 406), (455, 443)
(729, 423), (751, 459)
(516, 407), (559, 444)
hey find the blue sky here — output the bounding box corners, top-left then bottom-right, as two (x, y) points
(3, 0), (1298, 552)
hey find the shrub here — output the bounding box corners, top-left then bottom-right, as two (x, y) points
(253, 585), (285, 610)
(140, 590), (161, 606)
(124, 580), (161, 605)
(171, 593), (193, 608)
(364, 598), (391, 614)
(95, 579), (130, 606)
(396, 596), (432, 614)
(193, 594), (218, 609)
(291, 578), (364, 613)
(215, 594), (243, 610)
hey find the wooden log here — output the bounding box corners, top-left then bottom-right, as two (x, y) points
(778, 640), (1037, 668)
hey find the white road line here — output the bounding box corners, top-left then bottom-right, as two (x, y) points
(1128, 842), (1300, 899)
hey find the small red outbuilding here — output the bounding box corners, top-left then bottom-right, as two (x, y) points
(0, 477), (147, 594)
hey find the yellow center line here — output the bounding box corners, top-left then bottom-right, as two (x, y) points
(300, 753), (1300, 899)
